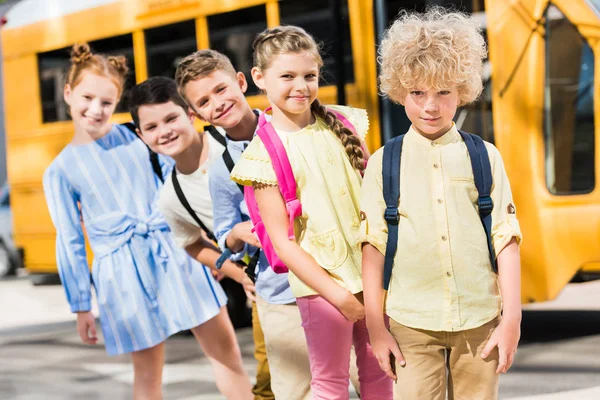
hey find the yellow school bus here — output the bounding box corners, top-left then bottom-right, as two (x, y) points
(2, 0), (599, 303)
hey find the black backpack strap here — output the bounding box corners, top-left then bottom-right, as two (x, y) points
(122, 122), (164, 183)
(205, 125), (227, 147)
(382, 135), (404, 290)
(459, 131), (497, 273)
(171, 169), (217, 243)
(206, 124), (245, 195)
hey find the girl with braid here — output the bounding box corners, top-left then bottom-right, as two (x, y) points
(231, 26), (392, 400)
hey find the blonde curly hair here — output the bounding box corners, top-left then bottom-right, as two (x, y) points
(378, 7), (487, 106)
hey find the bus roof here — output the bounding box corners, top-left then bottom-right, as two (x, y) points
(4, 0), (120, 29)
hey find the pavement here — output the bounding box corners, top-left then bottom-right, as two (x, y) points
(1, 275), (600, 399)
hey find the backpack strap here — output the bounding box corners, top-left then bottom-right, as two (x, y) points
(256, 110), (302, 241)
(205, 125), (245, 195)
(122, 122), (164, 184)
(381, 135), (404, 290)
(458, 131), (497, 273)
(170, 169), (217, 243)
(204, 124), (227, 147)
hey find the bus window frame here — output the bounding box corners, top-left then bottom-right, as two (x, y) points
(542, 3), (597, 197)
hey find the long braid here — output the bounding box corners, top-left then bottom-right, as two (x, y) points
(310, 99), (365, 173)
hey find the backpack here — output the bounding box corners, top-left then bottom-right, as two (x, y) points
(244, 108), (364, 274)
(381, 131), (497, 290)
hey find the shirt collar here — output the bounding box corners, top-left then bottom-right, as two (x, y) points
(225, 109), (262, 152)
(406, 122), (461, 148)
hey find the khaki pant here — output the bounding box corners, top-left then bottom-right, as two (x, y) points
(252, 301), (274, 400)
(389, 317), (500, 400)
(256, 295), (312, 400)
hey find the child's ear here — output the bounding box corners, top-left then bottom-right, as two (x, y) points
(186, 108), (197, 124)
(63, 84), (72, 106)
(251, 67), (266, 90)
(237, 71), (248, 94)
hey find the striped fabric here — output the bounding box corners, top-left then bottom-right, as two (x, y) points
(43, 124), (227, 356)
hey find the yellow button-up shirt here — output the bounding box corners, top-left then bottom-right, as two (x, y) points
(231, 106), (368, 298)
(360, 125), (522, 332)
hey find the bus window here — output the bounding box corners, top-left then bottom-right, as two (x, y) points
(208, 5), (267, 96)
(279, 0), (354, 85)
(38, 34), (136, 122)
(145, 20), (196, 78)
(544, 5), (595, 195)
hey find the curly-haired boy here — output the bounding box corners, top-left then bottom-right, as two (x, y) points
(361, 7), (522, 399)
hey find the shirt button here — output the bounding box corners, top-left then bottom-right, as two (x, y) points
(431, 142), (436, 147)
(441, 235), (447, 241)
(341, 188), (347, 195)
(352, 217), (360, 227)
(433, 163), (439, 168)
(446, 271), (452, 277)
(437, 199), (443, 204)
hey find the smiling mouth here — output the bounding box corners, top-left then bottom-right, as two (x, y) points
(84, 115), (102, 124)
(215, 104), (234, 120)
(160, 135), (178, 145)
(288, 96), (308, 101)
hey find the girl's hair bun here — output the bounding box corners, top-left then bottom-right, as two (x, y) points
(70, 43), (93, 64)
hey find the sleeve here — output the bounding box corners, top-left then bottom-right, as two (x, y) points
(359, 148), (388, 255)
(230, 135), (278, 187)
(487, 143), (523, 255)
(327, 105), (370, 140)
(209, 162), (249, 261)
(43, 166), (92, 313)
(157, 182), (203, 249)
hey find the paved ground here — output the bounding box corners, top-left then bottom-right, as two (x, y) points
(1, 276), (600, 399)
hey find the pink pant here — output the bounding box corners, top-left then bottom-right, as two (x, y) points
(296, 295), (393, 400)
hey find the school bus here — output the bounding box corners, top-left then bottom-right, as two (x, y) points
(1, 0), (599, 304)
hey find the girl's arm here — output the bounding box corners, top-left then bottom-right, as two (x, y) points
(253, 183), (364, 321)
(43, 168), (92, 313)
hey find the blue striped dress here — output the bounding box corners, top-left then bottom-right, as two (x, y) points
(43, 124), (227, 356)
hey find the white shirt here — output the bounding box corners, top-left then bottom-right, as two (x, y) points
(158, 130), (226, 248)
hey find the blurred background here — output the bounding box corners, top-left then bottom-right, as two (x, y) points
(1, 0), (600, 399)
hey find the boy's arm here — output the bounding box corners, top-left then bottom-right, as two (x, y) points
(359, 149), (405, 378)
(481, 145), (522, 373)
(158, 186), (253, 289)
(209, 163), (252, 258)
(359, 149), (389, 328)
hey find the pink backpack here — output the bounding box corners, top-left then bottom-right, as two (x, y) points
(245, 108), (364, 274)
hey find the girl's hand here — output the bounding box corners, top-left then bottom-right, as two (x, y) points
(76, 311), (98, 345)
(481, 317), (521, 374)
(369, 325), (405, 381)
(334, 290), (365, 322)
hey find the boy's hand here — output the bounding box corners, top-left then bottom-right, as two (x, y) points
(333, 290), (365, 322)
(76, 311), (98, 345)
(369, 326), (405, 380)
(481, 317), (521, 374)
(231, 221), (262, 248)
(240, 274), (256, 302)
